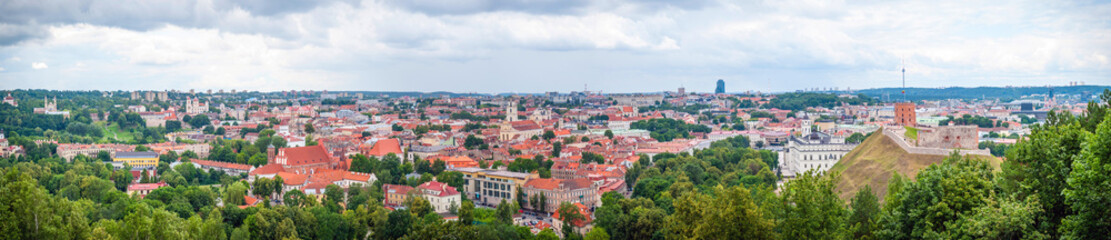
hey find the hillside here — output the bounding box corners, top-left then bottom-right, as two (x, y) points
(829, 130), (997, 202)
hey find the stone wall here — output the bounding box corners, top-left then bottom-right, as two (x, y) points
(882, 127), (990, 156)
(917, 125), (979, 149)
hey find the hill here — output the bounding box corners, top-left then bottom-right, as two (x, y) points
(829, 130), (997, 202)
(852, 85), (1110, 101)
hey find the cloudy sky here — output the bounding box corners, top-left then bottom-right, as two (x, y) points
(0, 0), (1108, 93)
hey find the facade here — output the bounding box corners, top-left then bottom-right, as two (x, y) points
(146, 142), (211, 158)
(454, 167), (537, 207)
(551, 202), (594, 235)
(126, 182), (169, 198)
(273, 145), (338, 174)
(522, 178), (599, 213)
(185, 97), (207, 114)
(33, 96), (69, 117)
(715, 79), (725, 94)
(416, 181), (462, 213)
(383, 184), (415, 207)
(57, 143), (134, 160)
(783, 132), (857, 176)
(894, 102), (917, 126)
(3, 93), (15, 106)
(113, 151), (159, 168)
(190, 159), (253, 175)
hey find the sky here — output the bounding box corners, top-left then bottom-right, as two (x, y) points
(0, 0), (1109, 94)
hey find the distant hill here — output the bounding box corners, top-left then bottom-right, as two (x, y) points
(829, 130), (998, 202)
(851, 85), (1110, 101)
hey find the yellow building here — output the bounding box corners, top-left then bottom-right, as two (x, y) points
(113, 151), (159, 168)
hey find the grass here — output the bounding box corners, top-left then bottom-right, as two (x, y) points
(830, 130), (998, 202)
(903, 126), (918, 140)
(95, 121), (135, 142)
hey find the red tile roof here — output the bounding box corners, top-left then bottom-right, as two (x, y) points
(192, 159), (252, 171)
(551, 202), (592, 227)
(417, 181), (460, 197)
(364, 138), (403, 156)
(278, 145), (333, 166)
(249, 163), (286, 176)
(276, 171), (308, 185)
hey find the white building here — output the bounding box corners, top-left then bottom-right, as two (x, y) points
(782, 132), (857, 178)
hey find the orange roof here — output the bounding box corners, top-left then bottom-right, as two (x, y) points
(365, 138), (403, 156)
(249, 163), (286, 176)
(278, 145), (333, 166)
(192, 159), (252, 171)
(551, 202), (592, 227)
(276, 172), (309, 185)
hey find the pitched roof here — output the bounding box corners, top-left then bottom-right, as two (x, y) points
(192, 159), (252, 171)
(276, 171), (309, 185)
(365, 138), (403, 156)
(551, 202), (592, 227)
(249, 163), (286, 176)
(278, 145), (333, 166)
(524, 178), (594, 191)
(417, 181), (460, 197)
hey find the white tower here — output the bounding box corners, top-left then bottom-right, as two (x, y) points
(506, 101), (518, 122)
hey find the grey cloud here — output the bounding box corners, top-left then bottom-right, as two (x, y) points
(383, 0), (715, 15)
(0, 0), (354, 46)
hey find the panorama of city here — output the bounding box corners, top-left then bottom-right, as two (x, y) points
(2, 1), (1110, 240)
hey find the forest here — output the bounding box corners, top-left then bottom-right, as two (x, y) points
(2, 92), (1111, 239)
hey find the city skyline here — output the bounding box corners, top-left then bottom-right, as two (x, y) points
(1, 0), (1109, 93)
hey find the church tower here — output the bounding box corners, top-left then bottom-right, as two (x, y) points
(506, 101), (518, 122)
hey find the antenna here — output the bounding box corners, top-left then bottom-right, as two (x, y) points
(901, 59), (906, 102)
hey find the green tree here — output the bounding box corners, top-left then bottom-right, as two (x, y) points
(669, 185), (775, 239)
(847, 185), (880, 240)
(1062, 114), (1111, 239)
(304, 123), (315, 134)
(774, 170), (846, 240)
(875, 153), (995, 239)
(459, 200), (475, 225)
(604, 130), (614, 139)
(543, 130), (556, 141)
(584, 226), (611, 240)
(999, 118), (1085, 238)
(557, 202), (586, 237)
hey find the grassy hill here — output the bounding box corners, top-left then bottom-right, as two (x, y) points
(830, 130), (998, 202)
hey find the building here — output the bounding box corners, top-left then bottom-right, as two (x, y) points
(113, 151), (159, 168)
(551, 202), (593, 235)
(146, 142), (211, 158)
(453, 167), (538, 207)
(190, 159), (253, 175)
(506, 101), (519, 121)
(416, 181), (462, 213)
(894, 102), (916, 126)
(522, 178), (599, 213)
(715, 79), (725, 94)
(272, 145), (339, 175)
(33, 96), (69, 118)
(383, 184), (415, 207)
(126, 182), (169, 198)
(500, 120), (543, 141)
(56, 143), (135, 161)
(3, 93), (16, 107)
(782, 132), (857, 177)
(185, 96), (207, 114)
(359, 138), (405, 162)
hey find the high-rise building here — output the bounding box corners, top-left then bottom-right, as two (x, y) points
(715, 79), (725, 94)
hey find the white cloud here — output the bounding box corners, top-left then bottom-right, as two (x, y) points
(0, 0), (1108, 92)
(31, 62), (48, 69)
(0, 67), (5, 71)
